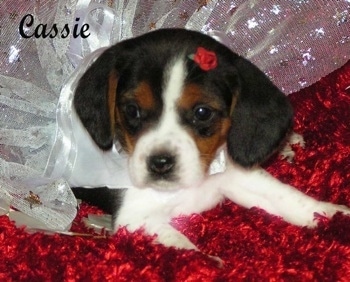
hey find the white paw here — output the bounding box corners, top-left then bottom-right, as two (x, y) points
(279, 144), (295, 163)
(155, 227), (198, 250)
(291, 202), (350, 228)
(287, 132), (305, 147)
(280, 132), (305, 162)
(320, 202), (350, 219)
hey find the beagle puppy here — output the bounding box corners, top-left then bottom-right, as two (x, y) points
(72, 28), (350, 251)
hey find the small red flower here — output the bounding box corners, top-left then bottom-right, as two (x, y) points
(192, 47), (217, 71)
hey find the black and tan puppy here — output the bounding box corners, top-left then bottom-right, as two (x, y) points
(72, 29), (350, 251)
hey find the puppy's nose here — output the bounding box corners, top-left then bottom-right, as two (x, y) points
(147, 154), (175, 175)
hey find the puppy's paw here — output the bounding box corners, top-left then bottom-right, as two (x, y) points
(280, 132), (305, 163)
(155, 227), (198, 250)
(279, 144), (295, 163)
(304, 202), (350, 227)
(279, 197), (350, 228)
(315, 202), (350, 220)
(287, 132), (305, 147)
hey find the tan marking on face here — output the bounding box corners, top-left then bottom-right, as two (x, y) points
(115, 108), (136, 154)
(133, 82), (155, 110)
(230, 93), (238, 116)
(109, 70), (136, 154)
(108, 70), (118, 135)
(117, 81), (156, 154)
(177, 84), (222, 111)
(122, 131), (136, 154)
(194, 118), (231, 170)
(177, 84), (232, 171)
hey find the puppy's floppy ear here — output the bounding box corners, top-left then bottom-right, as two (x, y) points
(74, 48), (121, 150)
(227, 57), (293, 167)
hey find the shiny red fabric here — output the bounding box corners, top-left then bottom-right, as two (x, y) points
(1, 61), (350, 281)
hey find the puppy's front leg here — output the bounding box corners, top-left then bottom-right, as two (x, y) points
(115, 188), (198, 250)
(220, 162), (350, 227)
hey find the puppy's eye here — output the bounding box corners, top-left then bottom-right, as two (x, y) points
(194, 106), (213, 121)
(125, 103), (140, 119)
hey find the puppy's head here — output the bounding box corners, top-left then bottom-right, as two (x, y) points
(74, 29), (293, 190)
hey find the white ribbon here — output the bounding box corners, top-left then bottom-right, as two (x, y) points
(67, 0), (121, 67)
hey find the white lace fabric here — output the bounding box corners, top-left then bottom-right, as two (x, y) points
(0, 0), (349, 231)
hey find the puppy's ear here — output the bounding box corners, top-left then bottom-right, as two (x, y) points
(227, 57), (293, 167)
(74, 48), (120, 150)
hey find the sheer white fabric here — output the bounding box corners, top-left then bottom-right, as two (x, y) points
(0, 0), (349, 230)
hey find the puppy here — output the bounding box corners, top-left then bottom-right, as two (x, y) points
(72, 28), (350, 251)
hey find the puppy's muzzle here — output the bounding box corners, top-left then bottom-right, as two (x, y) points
(147, 153), (176, 177)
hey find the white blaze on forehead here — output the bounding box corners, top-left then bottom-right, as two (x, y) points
(161, 58), (186, 122)
(128, 57), (204, 189)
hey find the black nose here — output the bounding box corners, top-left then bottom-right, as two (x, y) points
(147, 154), (175, 175)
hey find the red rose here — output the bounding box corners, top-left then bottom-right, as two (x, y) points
(193, 47), (218, 71)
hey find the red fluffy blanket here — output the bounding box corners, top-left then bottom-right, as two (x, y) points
(1, 61), (349, 281)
